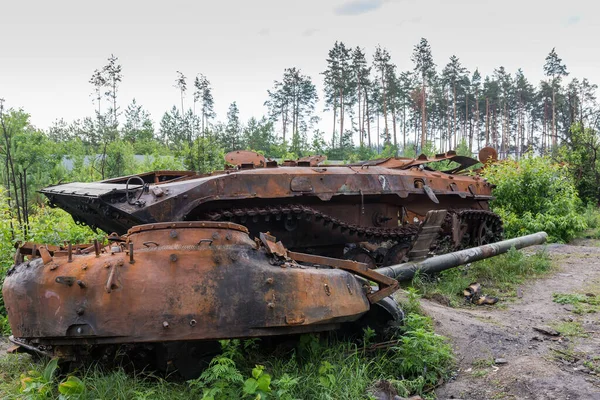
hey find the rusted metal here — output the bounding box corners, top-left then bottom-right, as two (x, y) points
(1, 149), (513, 366)
(286, 251), (399, 304)
(225, 150), (266, 167)
(3, 222), (373, 353)
(3, 224), (543, 361)
(376, 231), (548, 281)
(478, 146), (498, 163)
(40, 150), (502, 265)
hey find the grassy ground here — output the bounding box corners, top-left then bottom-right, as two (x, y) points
(0, 294), (454, 400)
(0, 247), (555, 399)
(410, 248), (553, 307)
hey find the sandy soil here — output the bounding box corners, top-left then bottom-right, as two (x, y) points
(423, 242), (600, 400)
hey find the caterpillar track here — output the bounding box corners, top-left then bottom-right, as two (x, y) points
(0, 147), (517, 377)
(202, 205), (503, 267)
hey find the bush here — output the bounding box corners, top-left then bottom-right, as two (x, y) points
(483, 155), (586, 242)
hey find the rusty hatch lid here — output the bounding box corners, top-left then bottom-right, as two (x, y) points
(41, 182), (143, 198)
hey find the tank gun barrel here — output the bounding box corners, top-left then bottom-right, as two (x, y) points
(375, 232), (548, 282)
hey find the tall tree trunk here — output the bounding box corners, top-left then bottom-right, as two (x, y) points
(1, 123), (23, 227)
(485, 98), (490, 146)
(381, 71), (389, 144)
(453, 82), (457, 149)
(492, 109), (497, 151)
(552, 83), (557, 147)
(3, 150), (15, 238)
(113, 81), (117, 124)
(402, 104), (407, 151)
(376, 113), (380, 153)
(421, 79), (427, 151)
(474, 91), (479, 153)
(446, 86), (451, 152)
(365, 92), (371, 148)
(339, 89), (344, 147)
(392, 107), (397, 149)
(464, 93), (468, 148)
(332, 105), (337, 147)
(357, 78), (362, 147)
(502, 101), (507, 157)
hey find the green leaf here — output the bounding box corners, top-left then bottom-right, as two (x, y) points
(256, 373), (271, 392)
(243, 378), (259, 394)
(251, 365), (264, 380)
(42, 359), (59, 383)
(59, 375), (85, 395)
(318, 376), (329, 388)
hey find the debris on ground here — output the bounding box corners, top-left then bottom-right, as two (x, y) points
(463, 282), (499, 305)
(533, 326), (561, 336)
(369, 380), (424, 400)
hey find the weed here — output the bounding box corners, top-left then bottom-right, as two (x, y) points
(413, 248), (552, 306)
(584, 357), (600, 373)
(0, 311), (455, 400)
(472, 357), (495, 369)
(472, 369), (488, 378)
(551, 321), (588, 337)
(553, 279), (600, 315)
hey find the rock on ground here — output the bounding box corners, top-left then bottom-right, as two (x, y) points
(421, 242), (600, 400)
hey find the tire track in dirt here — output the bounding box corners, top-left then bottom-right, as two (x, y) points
(426, 242), (600, 400)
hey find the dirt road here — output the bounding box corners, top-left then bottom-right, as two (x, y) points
(428, 241), (600, 399)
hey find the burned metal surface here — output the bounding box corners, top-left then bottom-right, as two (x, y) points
(376, 232), (549, 281)
(40, 150), (503, 268)
(3, 222), (374, 352)
(2, 149), (516, 366)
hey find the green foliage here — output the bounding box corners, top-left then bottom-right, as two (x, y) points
(137, 152), (184, 172)
(391, 314), (454, 387)
(483, 154), (586, 242)
(379, 144), (399, 159)
(19, 358), (59, 399)
(58, 376), (86, 399)
(413, 248), (552, 305)
(242, 365), (272, 399)
(558, 123), (600, 204)
(553, 292), (600, 314)
(27, 206), (102, 245)
(188, 340), (244, 400)
(104, 140), (136, 178)
(0, 310), (455, 399)
(182, 136), (225, 173)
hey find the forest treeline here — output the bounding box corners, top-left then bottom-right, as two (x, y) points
(2, 38), (600, 235)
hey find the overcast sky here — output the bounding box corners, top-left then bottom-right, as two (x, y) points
(1, 0), (598, 134)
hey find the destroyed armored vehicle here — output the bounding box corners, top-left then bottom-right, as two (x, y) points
(39, 148), (503, 267)
(2, 148), (524, 374)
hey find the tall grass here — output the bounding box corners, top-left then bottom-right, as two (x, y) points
(412, 248), (552, 306)
(0, 303), (454, 400)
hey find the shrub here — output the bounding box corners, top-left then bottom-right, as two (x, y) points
(483, 155), (586, 242)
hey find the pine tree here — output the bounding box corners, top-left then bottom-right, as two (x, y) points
(373, 46), (394, 147)
(543, 48), (568, 147)
(103, 54), (122, 127)
(411, 38), (435, 152)
(174, 71), (187, 116)
(193, 74), (215, 137)
(223, 102), (242, 152)
(442, 55), (468, 149)
(322, 41), (352, 147)
(266, 68), (317, 150)
(123, 99), (154, 144)
(351, 47), (370, 147)
(471, 70), (482, 151)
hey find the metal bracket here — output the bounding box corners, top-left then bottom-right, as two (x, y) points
(286, 251), (399, 304)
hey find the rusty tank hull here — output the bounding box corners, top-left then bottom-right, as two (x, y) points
(2, 225), (547, 367)
(40, 150), (503, 266)
(3, 221), (402, 361)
